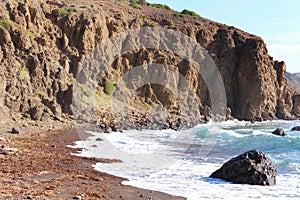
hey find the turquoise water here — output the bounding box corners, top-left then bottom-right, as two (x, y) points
(194, 120), (300, 174)
(73, 120), (300, 199)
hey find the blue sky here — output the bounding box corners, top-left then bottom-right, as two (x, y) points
(148, 0), (300, 73)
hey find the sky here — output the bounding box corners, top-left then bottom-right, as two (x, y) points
(147, 0), (300, 73)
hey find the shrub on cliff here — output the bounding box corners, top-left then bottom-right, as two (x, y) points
(105, 81), (115, 95)
(52, 8), (76, 16)
(150, 3), (171, 10)
(0, 20), (12, 31)
(181, 9), (199, 17)
(129, 1), (143, 10)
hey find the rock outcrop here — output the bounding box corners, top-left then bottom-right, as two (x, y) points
(271, 128), (286, 137)
(291, 126), (300, 131)
(0, 0), (298, 127)
(210, 150), (277, 186)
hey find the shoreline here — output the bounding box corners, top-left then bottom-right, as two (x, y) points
(0, 122), (185, 199)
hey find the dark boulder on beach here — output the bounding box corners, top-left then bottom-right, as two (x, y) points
(209, 150), (276, 186)
(291, 126), (300, 131)
(272, 128), (286, 136)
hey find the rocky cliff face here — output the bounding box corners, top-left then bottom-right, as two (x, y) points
(0, 0), (298, 127)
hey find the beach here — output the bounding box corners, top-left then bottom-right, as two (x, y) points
(0, 122), (184, 199)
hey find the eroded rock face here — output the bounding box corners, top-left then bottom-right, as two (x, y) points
(210, 150), (277, 186)
(0, 0), (298, 124)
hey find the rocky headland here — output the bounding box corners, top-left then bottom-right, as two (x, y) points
(0, 0), (300, 198)
(0, 0), (299, 131)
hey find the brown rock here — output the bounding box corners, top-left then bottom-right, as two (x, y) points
(0, 0), (298, 126)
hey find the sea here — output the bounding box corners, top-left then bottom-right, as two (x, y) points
(72, 120), (300, 199)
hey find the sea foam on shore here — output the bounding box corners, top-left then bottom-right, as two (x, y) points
(73, 120), (300, 199)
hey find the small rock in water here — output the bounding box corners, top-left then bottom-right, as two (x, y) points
(291, 126), (300, 131)
(11, 127), (21, 134)
(272, 128), (286, 136)
(210, 150), (277, 186)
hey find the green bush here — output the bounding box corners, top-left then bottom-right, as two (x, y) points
(129, 2), (143, 10)
(0, 20), (12, 31)
(68, 7), (76, 12)
(105, 81), (115, 95)
(181, 9), (199, 17)
(52, 7), (77, 16)
(136, 0), (147, 5)
(151, 3), (170, 10)
(174, 13), (185, 18)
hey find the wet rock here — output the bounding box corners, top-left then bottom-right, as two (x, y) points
(291, 126), (300, 131)
(210, 150), (277, 186)
(95, 138), (103, 141)
(272, 128), (286, 136)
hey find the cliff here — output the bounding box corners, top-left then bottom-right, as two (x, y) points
(0, 0), (299, 129)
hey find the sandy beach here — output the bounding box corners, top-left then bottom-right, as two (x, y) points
(0, 122), (185, 199)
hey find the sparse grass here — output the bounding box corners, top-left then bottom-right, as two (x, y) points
(105, 81), (115, 95)
(150, 3), (170, 10)
(158, 51), (167, 58)
(111, 69), (120, 76)
(52, 7), (76, 16)
(129, 2), (143, 10)
(181, 9), (199, 17)
(68, 7), (76, 12)
(19, 69), (26, 80)
(143, 102), (152, 110)
(52, 8), (69, 15)
(128, 65), (133, 69)
(0, 20), (12, 31)
(35, 91), (48, 98)
(26, 31), (34, 38)
(20, 52), (27, 57)
(174, 13), (185, 18)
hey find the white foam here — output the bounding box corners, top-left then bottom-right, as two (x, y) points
(71, 120), (300, 199)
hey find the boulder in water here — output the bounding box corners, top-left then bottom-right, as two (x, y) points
(291, 126), (300, 131)
(209, 150), (276, 186)
(272, 128), (286, 136)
